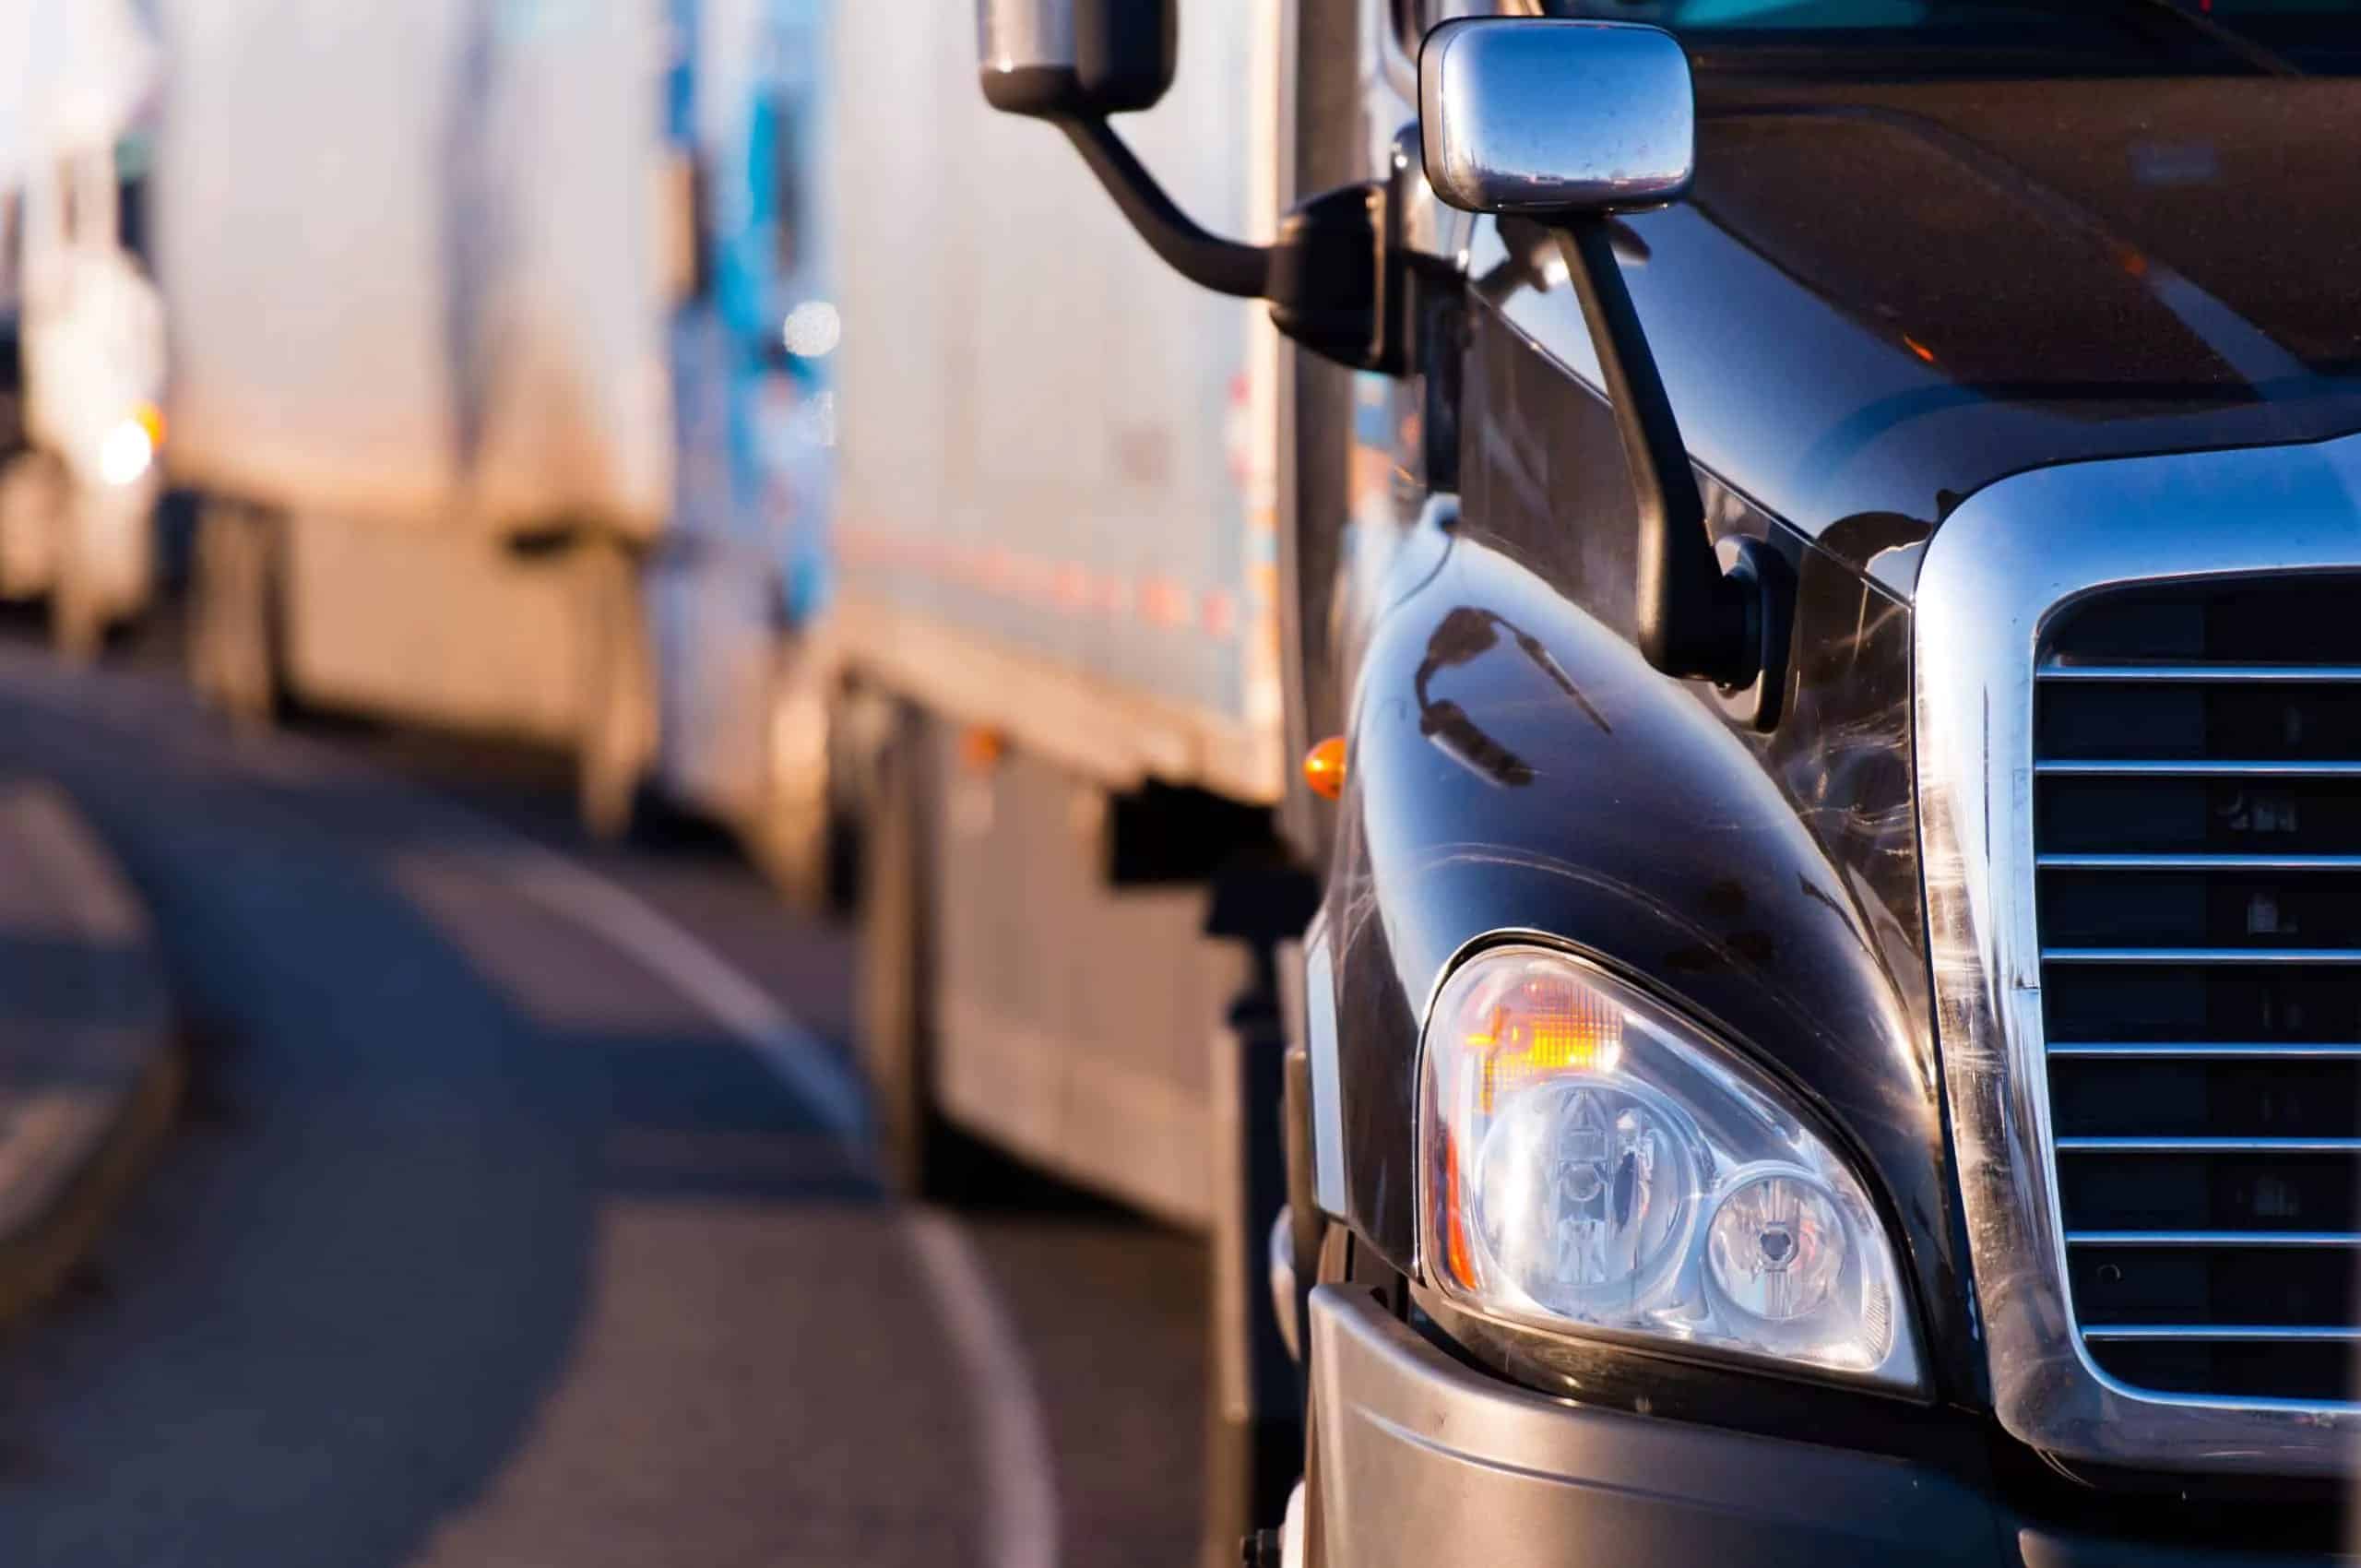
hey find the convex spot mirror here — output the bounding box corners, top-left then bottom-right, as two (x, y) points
(976, 0), (1176, 118)
(1419, 18), (1695, 217)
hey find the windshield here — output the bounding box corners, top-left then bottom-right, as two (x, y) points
(1531, 1), (2361, 75)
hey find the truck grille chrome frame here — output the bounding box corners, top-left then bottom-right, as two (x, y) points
(1915, 435), (2361, 1476)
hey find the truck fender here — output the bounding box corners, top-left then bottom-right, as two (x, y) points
(1306, 524), (1971, 1392)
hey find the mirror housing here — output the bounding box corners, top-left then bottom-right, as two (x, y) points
(977, 0), (1176, 118)
(1419, 18), (1694, 216)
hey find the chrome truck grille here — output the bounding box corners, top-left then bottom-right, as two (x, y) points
(1915, 438), (2361, 1474)
(2036, 577), (2361, 1406)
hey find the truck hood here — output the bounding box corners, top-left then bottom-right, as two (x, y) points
(1484, 76), (2361, 589)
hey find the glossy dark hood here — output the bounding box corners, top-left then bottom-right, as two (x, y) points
(1474, 76), (2361, 585)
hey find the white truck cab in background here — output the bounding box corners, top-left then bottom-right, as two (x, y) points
(154, 0), (679, 833)
(0, 0), (166, 659)
(152, 0), (833, 848)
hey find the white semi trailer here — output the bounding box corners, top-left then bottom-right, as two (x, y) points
(824, 3), (1307, 1557)
(151, 0), (683, 834)
(154, 0), (838, 846)
(830, 0), (1286, 1218)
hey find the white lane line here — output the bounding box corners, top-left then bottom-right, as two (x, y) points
(499, 846), (870, 1141)
(0, 781), (151, 942)
(498, 842), (1061, 1568)
(906, 1212), (1064, 1568)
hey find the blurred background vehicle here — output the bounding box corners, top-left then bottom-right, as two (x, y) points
(0, 0), (164, 660)
(156, 0), (680, 836)
(827, 0), (1285, 1227)
(645, 0), (839, 894)
(149, 0), (839, 850)
(0, 1), (1259, 1562)
(819, 3), (1307, 1549)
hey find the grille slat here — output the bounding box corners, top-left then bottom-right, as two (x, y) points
(2040, 760), (2361, 778)
(2070, 1231), (2361, 1248)
(2050, 1043), (2361, 1060)
(2046, 947), (2361, 965)
(2037, 578), (2361, 1407)
(2060, 1137), (2361, 1153)
(2039, 661), (2361, 683)
(2082, 1325), (2361, 1342)
(2041, 853), (2361, 870)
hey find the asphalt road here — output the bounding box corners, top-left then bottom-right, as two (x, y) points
(0, 635), (1205, 1567)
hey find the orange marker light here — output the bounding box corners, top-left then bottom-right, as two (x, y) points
(1441, 1130), (1476, 1288)
(958, 725), (1005, 774)
(1302, 735), (1347, 800)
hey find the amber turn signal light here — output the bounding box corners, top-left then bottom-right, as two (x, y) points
(1302, 736), (1347, 800)
(957, 725), (1005, 774)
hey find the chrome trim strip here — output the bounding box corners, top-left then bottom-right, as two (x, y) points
(1913, 432), (2361, 1474)
(2083, 1326), (2361, 1343)
(2038, 660), (2361, 682)
(2040, 853), (2361, 871)
(1302, 914), (1347, 1218)
(2070, 1231), (2361, 1248)
(2043, 946), (2361, 965)
(1390, 124), (1477, 271)
(2058, 1136), (2361, 1154)
(2049, 1042), (2361, 1059)
(1364, 6), (1476, 270)
(2037, 760), (2361, 778)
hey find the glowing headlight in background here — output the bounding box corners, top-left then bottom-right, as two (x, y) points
(98, 412), (158, 488)
(1421, 946), (1918, 1388)
(781, 300), (841, 359)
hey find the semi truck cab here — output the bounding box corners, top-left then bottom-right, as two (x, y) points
(976, 1), (2361, 1563)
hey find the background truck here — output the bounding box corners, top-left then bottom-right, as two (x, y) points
(644, 0), (838, 883)
(824, 1), (1312, 1552)
(826, 0), (1289, 1225)
(0, 0), (166, 659)
(151, 0), (730, 837)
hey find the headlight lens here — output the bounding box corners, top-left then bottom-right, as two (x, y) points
(1420, 946), (1918, 1389)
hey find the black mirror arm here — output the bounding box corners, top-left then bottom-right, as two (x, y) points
(1054, 114), (1402, 373)
(1555, 217), (1760, 690)
(1059, 115), (1273, 299)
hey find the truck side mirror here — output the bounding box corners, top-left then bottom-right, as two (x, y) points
(976, 0), (1176, 119)
(1419, 18), (1786, 719)
(1419, 18), (1694, 216)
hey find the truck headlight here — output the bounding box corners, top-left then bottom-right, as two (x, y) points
(1419, 945), (1919, 1390)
